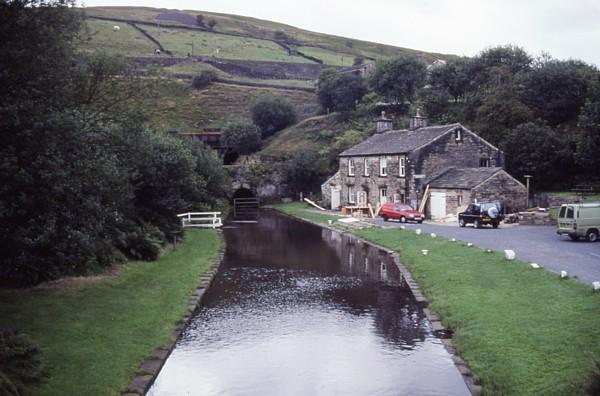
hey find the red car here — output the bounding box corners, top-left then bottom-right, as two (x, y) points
(379, 202), (424, 223)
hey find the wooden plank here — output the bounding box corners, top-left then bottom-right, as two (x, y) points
(418, 184), (430, 213)
(368, 203), (375, 218)
(304, 198), (326, 211)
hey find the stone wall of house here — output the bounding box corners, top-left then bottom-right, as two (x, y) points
(410, 129), (504, 202)
(428, 188), (471, 216)
(471, 170), (527, 212)
(337, 155), (408, 208)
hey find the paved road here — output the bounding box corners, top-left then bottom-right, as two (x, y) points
(366, 218), (600, 285)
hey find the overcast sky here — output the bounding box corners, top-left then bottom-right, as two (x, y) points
(81, 0), (600, 66)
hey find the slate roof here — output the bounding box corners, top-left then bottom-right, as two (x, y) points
(338, 124), (460, 157)
(428, 167), (503, 189)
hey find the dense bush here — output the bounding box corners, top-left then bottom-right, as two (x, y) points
(191, 70), (218, 89)
(0, 328), (47, 396)
(317, 69), (366, 113)
(250, 95), (297, 138)
(222, 122), (262, 155)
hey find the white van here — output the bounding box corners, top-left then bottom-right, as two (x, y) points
(556, 203), (600, 242)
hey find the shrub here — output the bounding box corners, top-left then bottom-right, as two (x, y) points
(250, 95), (297, 138)
(191, 70), (217, 89)
(0, 328), (47, 396)
(222, 122), (262, 155)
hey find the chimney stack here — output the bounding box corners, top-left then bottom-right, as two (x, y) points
(376, 111), (393, 133)
(409, 108), (428, 130)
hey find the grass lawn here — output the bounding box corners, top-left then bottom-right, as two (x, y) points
(0, 229), (220, 396)
(271, 202), (339, 225)
(83, 19), (158, 56)
(275, 202), (600, 395)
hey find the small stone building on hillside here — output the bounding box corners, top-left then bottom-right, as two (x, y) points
(321, 112), (527, 218)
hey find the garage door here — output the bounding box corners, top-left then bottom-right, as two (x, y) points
(430, 192), (446, 219)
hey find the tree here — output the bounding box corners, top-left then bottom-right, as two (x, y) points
(317, 69), (366, 113)
(369, 55), (426, 106)
(283, 151), (321, 195)
(466, 45), (532, 90)
(353, 56), (364, 66)
(522, 57), (599, 125)
(207, 18), (217, 30)
(577, 99), (600, 178)
(501, 121), (575, 190)
(250, 95), (297, 138)
(192, 70), (218, 89)
(428, 57), (470, 102)
(222, 122), (262, 155)
(196, 14), (205, 27)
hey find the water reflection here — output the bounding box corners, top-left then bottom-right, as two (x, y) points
(148, 210), (469, 396)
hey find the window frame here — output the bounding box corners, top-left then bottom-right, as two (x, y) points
(399, 156), (406, 177)
(379, 157), (387, 176)
(348, 159), (355, 176)
(364, 158), (369, 176)
(348, 185), (356, 204)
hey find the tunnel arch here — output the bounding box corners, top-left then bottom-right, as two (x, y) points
(232, 187), (256, 200)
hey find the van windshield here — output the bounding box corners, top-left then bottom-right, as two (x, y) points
(566, 206), (574, 219)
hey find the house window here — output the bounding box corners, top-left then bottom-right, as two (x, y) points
(348, 159), (355, 176)
(364, 158), (369, 176)
(379, 187), (387, 204)
(455, 128), (463, 142)
(399, 156), (406, 177)
(479, 157), (490, 167)
(379, 157), (387, 176)
(348, 185), (356, 204)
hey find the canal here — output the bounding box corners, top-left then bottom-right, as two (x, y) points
(148, 210), (469, 396)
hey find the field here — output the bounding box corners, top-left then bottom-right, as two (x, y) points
(144, 79), (318, 131)
(84, 19), (158, 56)
(82, 6), (455, 64)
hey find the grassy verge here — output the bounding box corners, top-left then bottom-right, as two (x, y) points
(0, 229), (220, 396)
(275, 202), (600, 395)
(271, 201), (340, 225)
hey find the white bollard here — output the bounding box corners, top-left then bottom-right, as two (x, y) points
(421, 249), (429, 256)
(451, 238), (456, 242)
(593, 281), (600, 291)
(560, 271), (568, 279)
(430, 233), (437, 238)
(400, 225), (406, 230)
(415, 229), (422, 235)
(504, 250), (516, 260)
(530, 263), (540, 269)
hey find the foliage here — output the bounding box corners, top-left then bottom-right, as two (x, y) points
(352, 56), (364, 66)
(222, 122), (262, 155)
(0, 1), (229, 285)
(522, 57), (599, 126)
(250, 94), (297, 138)
(195, 14), (204, 27)
(317, 69), (367, 113)
(577, 99), (600, 179)
(283, 151), (321, 195)
(0, 328), (47, 396)
(207, 18), (217, 30)
(191, 70), (218, 89)
(0, 229), (219, 396)
(369, 55), (426, 105)
(501, 121), (575, 190)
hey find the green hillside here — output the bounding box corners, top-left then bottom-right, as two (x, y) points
(82, 6), (454, 65)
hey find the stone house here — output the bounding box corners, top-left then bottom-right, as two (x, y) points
(321, 112), (527, 217)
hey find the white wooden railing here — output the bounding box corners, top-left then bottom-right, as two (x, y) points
(177, 212), (222, 228)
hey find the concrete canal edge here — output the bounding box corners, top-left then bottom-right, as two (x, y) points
(121, 230), (226, 396)
(273, 209), (483, 396)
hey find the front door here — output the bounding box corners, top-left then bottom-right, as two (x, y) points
(379, 187), (388, 205)
(430, 192), (447, 218)
(357, 191), (367, 207)
(331, 187), (341, 210)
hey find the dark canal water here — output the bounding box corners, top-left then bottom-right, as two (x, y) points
(148, 210), (469, 396)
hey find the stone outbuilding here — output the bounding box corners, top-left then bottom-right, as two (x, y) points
(427, 167), (527, 218)
(321, 112), (527, 218)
